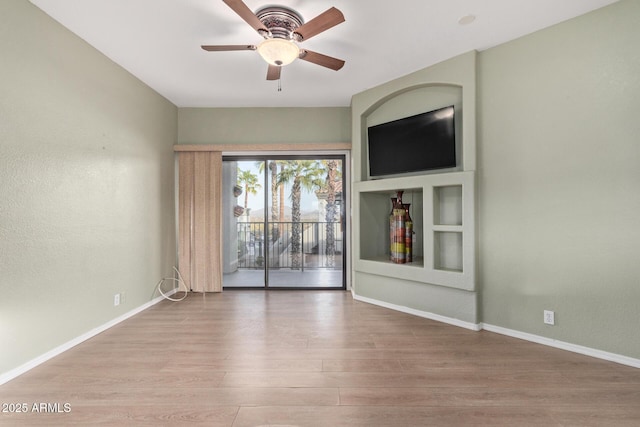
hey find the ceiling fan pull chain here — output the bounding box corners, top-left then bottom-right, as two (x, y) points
(278, 77), (282, 92)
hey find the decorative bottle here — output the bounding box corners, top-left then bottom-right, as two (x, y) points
(389, 197), (397, 262)
(391, 191), (406, 264)
(403, 204), (413, 263)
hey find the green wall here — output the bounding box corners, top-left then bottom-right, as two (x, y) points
(350, 0), (639, 360)
(477, 0), (640, 358)
(178, 107), (351, 144)
(0, 0), (177, 376)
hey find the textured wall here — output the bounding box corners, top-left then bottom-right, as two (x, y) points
(477, 0), (640, 358)
(178, 107), (351, 145)
(0, 0), (177, 375)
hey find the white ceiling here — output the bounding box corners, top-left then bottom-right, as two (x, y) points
(30, 0), (619, 108)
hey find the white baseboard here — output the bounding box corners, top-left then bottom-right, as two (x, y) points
(0, 290), (176, 386)
(352, 293), (482, 331)
(482, 323), (640, 369)
(350, 291), (639, 369)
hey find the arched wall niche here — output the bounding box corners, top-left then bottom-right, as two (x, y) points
(362, 83), (462, 124)
(361, 83), (464, 180)
(352, 50), (477, 182)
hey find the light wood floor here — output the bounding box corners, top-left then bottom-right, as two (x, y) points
(1, 291), (639, 426)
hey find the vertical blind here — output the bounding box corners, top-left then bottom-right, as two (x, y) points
(178, 151), (222, 292)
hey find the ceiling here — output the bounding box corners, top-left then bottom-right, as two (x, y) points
(30, 0), (619, 108)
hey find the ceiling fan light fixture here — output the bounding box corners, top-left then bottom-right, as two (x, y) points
(257, 38), (299, 66)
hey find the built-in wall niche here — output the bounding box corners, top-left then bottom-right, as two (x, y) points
(354, 171), (475, 291)
(363, 85), (463, 182)
(433, 185), (463, 273)
(434, 231), (463, 272)
(358, 187), (424, 265)
(434, 185), (462, 226)
(351, 51), (477, 320)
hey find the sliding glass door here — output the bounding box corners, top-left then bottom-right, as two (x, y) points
(222, 155), (345, 289)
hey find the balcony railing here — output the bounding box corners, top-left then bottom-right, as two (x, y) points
(236, 221), (343, 270)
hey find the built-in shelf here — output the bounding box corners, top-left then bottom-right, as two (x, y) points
(358, 185), (423, 262)
(433, 184), (464, 273)
(434, 185), (463, 226)
(354, 171), (475, 291)
(432, 225), (463, 233)
(434, 231), (463, 272)
(362, 255), (425, 268)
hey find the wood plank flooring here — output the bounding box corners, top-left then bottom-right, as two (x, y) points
(1, 291), (639, 426)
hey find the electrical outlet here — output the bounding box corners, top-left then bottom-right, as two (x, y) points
(544, 310), (555, 325)
(114, 293), (120, 307)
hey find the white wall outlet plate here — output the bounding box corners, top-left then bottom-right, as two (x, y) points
(544, 310), (555, 325)
(114, 293), (120, 307)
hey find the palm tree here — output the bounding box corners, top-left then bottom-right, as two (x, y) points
(257, 160), (282, 241)
(279, 162), (286, 224)
(268, 161), (278, 225)
(237, 168), (261, 211)
(277, 160), (325, 269)
(323, 160), (341, 267)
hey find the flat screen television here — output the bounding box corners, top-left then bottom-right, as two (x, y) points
(367, 105), (456, 178)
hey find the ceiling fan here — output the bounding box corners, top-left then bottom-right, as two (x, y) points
(202, 0), (345, 81)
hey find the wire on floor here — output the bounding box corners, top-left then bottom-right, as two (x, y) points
(155, 266), (189, 302)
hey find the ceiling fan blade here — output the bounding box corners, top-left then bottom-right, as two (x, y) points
(201, 44), (256, 51)
(299, 50), (345, 71)
(266, 65), (281, 81)
(294, 7), (345, 41)
(223, 0), (268, 34)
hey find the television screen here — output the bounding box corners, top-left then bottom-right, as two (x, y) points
(367, 105), (456, 178)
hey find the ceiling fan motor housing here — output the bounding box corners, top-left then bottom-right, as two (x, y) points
(256, 6), (304, 41)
